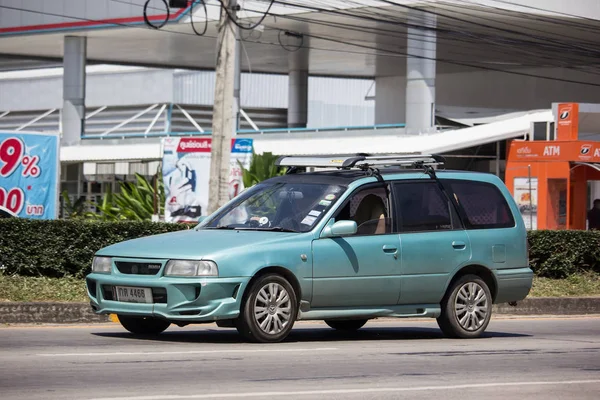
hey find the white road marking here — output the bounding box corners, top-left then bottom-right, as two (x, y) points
(87, 380), (600, 400)
(36, 347), (338, 357)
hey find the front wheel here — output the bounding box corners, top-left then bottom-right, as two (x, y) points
(324, 319), (368, 331)
(235, 274), (298, 343)
(437, 274), (492, 339)
(117, 315), (171, 335)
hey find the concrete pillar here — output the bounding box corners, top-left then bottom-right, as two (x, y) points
(61, 36), (87, 146)
(288, 46), (309, 128)
(375, 75), (406, 124)
(405, 9), (437, 134)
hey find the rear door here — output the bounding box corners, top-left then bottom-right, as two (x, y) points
(441, 179), (523, 270)
(393, 180), (471, 305)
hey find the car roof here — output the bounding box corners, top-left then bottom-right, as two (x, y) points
(266, 168), (487, 186)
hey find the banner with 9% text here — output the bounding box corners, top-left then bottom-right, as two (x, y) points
(0, 131), (60, 219)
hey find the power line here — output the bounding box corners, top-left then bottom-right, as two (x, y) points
(291, 30), (600, 88)
(271, 0), (600, 62)
(215, 0), (276, 30)
(378, 0), (600, 59)
(236, 2), (600, 80)
(4, 2), (600, 87)
(111, 0), (600, 71)
(0, 3), (218, 39)
(252, 6), (600, 76)
(143, 0), (169, 29)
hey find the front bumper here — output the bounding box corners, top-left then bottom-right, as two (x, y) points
(493, 267), (534, 304)
(86, 273), (250, 322)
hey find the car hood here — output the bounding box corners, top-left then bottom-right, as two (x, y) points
(96, 228), (298, 260)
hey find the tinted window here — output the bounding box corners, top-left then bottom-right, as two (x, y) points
(393, 182), (457, 232)
(334, 186), (392, 235)
(445, 180), (515, 229)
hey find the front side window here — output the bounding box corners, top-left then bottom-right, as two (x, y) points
(444, 180), (515, 229)
(200, 181), (346, 232)
(394, 181), (457, 232)
(334, 185), (392, 235)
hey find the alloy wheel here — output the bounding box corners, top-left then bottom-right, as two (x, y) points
(454, 282), (489, 331)
(253, 282), (292, 335)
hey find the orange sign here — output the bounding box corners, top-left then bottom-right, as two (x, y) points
(556, 103), (579, 141)
(508, 140), (600, 162)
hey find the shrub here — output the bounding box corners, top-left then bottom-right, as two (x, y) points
(527, 230), (600, 278)
(2, 219), (600, 279)
(0, 219), (189, 278)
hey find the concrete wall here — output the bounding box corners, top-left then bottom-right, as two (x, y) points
(0, 66), (375, 128)
(89, 69), (174, 107)
(0, 67), (174, 110)
(374, 67), (600, 123)
(437, 67), (600, 111)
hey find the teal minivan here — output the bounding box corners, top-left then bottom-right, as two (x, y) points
(86, 154), (533, 343)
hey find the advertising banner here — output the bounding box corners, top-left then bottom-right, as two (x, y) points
(0, 131), (60, 219)
(162, 137), (253, 223)
(508, 140), (600, 163)
(514, 177), (538, 230)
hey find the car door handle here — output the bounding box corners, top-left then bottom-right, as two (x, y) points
(452, 241), (466, 250)
(382, 245), (398, 254)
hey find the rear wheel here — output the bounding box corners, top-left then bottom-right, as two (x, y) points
(437, 274), (492, 338)
(235, 274), (298, 343)
(117, 315), (170, 335)
(324, 319), (368, 331)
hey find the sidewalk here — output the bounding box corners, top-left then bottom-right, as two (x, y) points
(1, 297), (599, 325)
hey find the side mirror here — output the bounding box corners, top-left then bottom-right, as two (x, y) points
(321, 220), (357, 238)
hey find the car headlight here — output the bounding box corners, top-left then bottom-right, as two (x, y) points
(164, 260), (218, 277)
(92, 256), (112, 274)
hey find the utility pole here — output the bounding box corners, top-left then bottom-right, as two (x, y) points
(208, 0), (238, 214)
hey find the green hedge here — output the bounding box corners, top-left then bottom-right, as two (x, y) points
(527, 230), (600, 278)
(1, 219), (600, 279)
(0, 219), (189, 278)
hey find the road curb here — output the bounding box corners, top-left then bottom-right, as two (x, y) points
(493, 296), (600, 315)
(0, 302), (109, 324)
(1, 297), (599, 324)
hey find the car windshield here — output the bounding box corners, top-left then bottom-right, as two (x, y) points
(200, 181), (346, 233)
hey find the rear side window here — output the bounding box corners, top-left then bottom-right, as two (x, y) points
(393, 181), (459, 232)
(445, 180), (515, 229)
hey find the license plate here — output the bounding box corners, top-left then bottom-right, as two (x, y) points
(113, 286), (153, 303)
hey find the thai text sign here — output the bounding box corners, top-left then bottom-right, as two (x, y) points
(0, 131), (60, 219)
(508, 140), (600, 163)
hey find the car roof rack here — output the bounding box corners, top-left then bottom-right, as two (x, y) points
(275, 154), (444, 172)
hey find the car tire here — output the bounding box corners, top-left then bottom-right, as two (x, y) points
(324, 319), (368, 331)
(437, 274), (492, 339)
(235, 273), (298, 343)
(117, 315), (171, 335)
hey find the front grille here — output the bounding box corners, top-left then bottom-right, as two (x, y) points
(101, 285), (168, 304)
(115, 261), (162, 275)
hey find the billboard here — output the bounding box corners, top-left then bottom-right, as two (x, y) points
(0, 131), (60, 219)
(514, 177), (538, 230)
(162, 137), (253, 223)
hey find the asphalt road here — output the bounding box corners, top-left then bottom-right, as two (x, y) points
(1, 317), (599, 400)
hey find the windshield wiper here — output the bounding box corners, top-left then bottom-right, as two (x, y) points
(258, 226), (298, 233)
